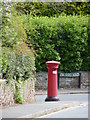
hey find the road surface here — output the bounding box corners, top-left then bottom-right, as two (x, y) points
(38, 93), (88, 118)
(35, 94), (88, 102)
(40, 104), (88, 118)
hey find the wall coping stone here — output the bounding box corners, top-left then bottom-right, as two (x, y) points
(0, 79), (7, 84)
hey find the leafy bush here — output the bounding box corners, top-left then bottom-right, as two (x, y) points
(1, 3), (36, 103)
(2, 44), (36, 103)
(15, 2), (90, 16)
(2, 43), (35, 81)
(22, 15), (89, 72)
(1, 6), (27, 48)
(2, 44), (35, 103)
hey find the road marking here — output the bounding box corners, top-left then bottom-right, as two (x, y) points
(39, 103), (88, 118)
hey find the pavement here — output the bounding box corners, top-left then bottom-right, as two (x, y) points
(1, 88), (89, 119)
(36, 88), (89, 95)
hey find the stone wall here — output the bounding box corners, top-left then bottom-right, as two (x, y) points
(80, 71), (90, 88)
(0, 79), (35, 107)
(0, 80), (14, 107)
(35, 71), (90, 90)
(35, 72), (48, 90)
(59, 77), (79, 88)
(22, 80), (35, 103)
(59, 71), (89, 88)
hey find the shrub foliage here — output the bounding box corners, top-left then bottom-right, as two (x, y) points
(22, 15), (89, 72)
(15, 2), (90, 16)
(1, 3), (36, 103)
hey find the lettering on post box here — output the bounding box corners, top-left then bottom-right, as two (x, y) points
(53, 71), (57, 74)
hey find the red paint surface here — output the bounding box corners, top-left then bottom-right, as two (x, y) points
(46, 61), (60, 97)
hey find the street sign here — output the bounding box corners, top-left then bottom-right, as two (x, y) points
(60, 73), (80, 77)
(58, 72), (81, 89)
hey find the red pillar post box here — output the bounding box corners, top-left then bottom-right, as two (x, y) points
(45, 61), (60, 101)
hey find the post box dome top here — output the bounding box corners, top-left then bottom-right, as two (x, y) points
(46, 61), (60, 64)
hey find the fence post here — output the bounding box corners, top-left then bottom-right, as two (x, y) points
(78, 72), (81, 88)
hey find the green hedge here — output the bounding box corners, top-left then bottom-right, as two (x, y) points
(15, 2), (90, 16)
(22, 15), (89, 72)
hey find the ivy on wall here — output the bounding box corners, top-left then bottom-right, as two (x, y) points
(1, 3), (36, 103)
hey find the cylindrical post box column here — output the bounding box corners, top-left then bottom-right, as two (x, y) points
(45, 61), (60, 101)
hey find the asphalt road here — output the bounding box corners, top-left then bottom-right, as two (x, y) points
(37, 93), (88, 118)
(35, 93), (88, 102)
(40, 104), (88, 118)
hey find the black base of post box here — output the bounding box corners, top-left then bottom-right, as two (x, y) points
(45, 97), (59, 102)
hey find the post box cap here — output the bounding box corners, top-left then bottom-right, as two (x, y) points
(46, 61), (60, 64)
